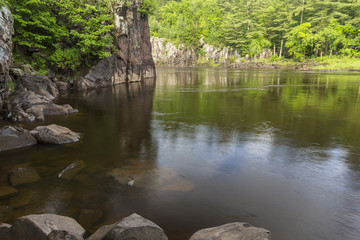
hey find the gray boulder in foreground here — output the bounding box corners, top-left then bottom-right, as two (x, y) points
(189, 222), (271, 240)
(88, 213), (168, 240)
(47, 230), (83, 240)
(0, 126), (37, 152)
(31, 124), (80, 144)
(0, 223), (11, 237)
(3, 214), (85, 240)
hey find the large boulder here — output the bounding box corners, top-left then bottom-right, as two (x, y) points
(88, 213), (168, 240)
(3, 214), (85, 240)
(19, 74), (59, 100)
(9, 167), (41, 187)
(189, 222), (271, 240)
(0, 223), (11, 238)
(7, 88), (78, 122)
(0, 5), (14, 111)
(31, 124), (80, 144)
(75, 55), (125, 91)
(0, 126), (37, 152)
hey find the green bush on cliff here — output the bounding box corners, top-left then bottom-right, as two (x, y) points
(138, 0), (157, 15)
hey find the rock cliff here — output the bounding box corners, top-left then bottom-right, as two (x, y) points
(75, 0), (155, 91)
(0, 6), (14, 112)
(151, 37), (273, 68)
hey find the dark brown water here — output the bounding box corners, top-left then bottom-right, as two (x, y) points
(1, 68), (360, 240)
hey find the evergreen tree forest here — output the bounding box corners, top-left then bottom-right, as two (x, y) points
(149, 0), (360, 61)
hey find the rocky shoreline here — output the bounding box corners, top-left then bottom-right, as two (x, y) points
(0, 212), (270, 240)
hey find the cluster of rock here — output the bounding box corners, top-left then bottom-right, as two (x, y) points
(151, 37), (273, 68)
(0, 124), (80, 152)
(75, 0), (156, 91)
(4, 72), (78, 122)
(0, 213), (270, 240)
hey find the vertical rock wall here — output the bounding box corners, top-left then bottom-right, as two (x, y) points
(151, 37), (273, 68)
(75, 0), (155, 91)
(0, 6), (14, 111)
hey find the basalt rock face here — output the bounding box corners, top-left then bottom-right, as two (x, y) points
(151, 37), (273, 68)
(75, 0), (155, 91)
(0, 6), (14, 112)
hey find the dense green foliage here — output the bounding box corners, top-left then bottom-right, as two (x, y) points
(7, 0), (114, 74)
(150, 0), (360, 60)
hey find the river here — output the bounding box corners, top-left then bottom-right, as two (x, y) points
(1, 68), (360, 240)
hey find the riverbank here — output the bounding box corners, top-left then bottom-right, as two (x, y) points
(151, 37), (360, 72)
(156, 55), (360, 72)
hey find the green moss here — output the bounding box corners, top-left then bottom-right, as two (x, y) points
(7, 80), (16, 93)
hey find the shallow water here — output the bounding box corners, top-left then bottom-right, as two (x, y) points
(1, 68), (360, 239)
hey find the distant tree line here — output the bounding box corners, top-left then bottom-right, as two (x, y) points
(149, 0), (360, 60)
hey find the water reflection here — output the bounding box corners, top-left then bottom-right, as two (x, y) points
(153, 68), (360, 239)
(1, 69), (360, 240)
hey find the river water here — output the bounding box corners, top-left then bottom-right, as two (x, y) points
(1, 68), (360, 239)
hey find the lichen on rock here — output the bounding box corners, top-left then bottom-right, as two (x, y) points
(0, 5), (14, 111)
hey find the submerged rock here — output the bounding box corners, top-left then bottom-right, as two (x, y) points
(88, 213), (168, 240)
(0, 185), (18, 199)
(3, 214), (85, 240)
(189, 222), (271, 240)
(0, 205), (13, 222)
(109, 162), (194, 192)
(58, 160), (86, 180)
(9, 167), (41, 187)
(0, 126), (37, 152)
(31, 124), (80, 144)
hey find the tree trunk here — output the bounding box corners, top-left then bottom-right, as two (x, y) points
(273, 44), (276, 55)
(329, 49), (332, 59)
(246, 0), (250, 32)
(300, 0), (305, 24)
(279, 38), (284, 58)
(325, 41), (329, 55)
